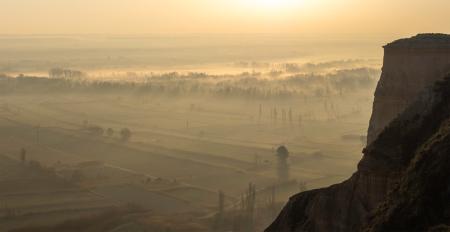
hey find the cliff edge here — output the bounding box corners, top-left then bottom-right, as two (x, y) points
(266, 34), (450, 232)
(367, 33), (450, 144)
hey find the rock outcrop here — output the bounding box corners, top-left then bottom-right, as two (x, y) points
(266, 34), (450, 232)
(364, 77), (450, 232)
(367, 34), (450, 144)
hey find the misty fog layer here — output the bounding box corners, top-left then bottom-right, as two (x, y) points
(0, 35), (380, 231)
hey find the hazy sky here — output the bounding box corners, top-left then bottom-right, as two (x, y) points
(1, 0), (449, 35)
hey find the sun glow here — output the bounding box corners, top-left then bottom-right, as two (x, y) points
(261, 0), (295, 8)
(241, 0), (303, 11)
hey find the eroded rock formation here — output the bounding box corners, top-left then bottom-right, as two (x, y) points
(266, 34), (450, 232)
(367, 34), (450, 144)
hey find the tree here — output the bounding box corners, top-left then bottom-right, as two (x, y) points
(266, 185), (277, 218)
(218, 190), (225, 216)
(276, 145), (290, 182)
(259, 104), (262, 121)
(214, 190), (226, 230)
(49, 68), (85, 79)
(106, 128), (114, 137)
(120, 128), (132, 141)
(298, 114), (303, 128)
(20, 148), (26, 164)
(48, 68), (64, 78)
(87, 125), (104, 136)
(289, 108), (293, 124)
(273, 108), (278, 123)
(276, 145), (289, 160)
(240, 183), (256, 232)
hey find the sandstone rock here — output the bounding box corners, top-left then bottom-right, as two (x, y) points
(266, 34), (450, 232)
(364, 78), (450, 232)
(367, 34), (450, 144)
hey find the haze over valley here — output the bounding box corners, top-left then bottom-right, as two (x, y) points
(0, 34), (382, 231)
(1, 0), (449, 231)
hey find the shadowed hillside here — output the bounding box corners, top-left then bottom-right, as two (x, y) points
(266, 34), (450, 232)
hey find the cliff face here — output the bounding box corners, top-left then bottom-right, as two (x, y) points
(266, 34), (450, 232)
(367, 34), (450, 144)
(364, 78), (450, 232)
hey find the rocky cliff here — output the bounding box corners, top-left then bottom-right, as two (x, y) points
(266, 34), (450, 232)
(367, 34), (450, 144)
(363, 77), (450, 232)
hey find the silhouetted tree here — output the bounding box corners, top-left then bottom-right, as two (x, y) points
(214, 190), (226, 230)
(241, 183), (256, 231)
(218, 190), (225, 217)
(276, 145), (289, 182)
(273, 108), (278, 123)
(276, 145), (289, 159)
(49, 68), (85, 79)
(289, 108), (293, 124)
(298, 115), (303, 128)
(266, 185), (277, 218)
(20, 148), (26, 164)
(120, 128), (132, 141)
(87, 125), (104, 136)
(259, 104), (262, 121)
(254, 153), (260, 168)
(106, 128), (114, 137)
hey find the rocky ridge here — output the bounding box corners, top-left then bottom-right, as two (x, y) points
(266, 34), (450, 232)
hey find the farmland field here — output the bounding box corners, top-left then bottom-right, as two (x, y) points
(0, 34), (381, 231)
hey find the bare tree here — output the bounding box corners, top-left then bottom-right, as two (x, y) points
(266, 185), (277, 218)
(289, 108), (293, 124)
(259, 104), (262, 121)
(214, 190), (226, 230)
(273, 108), (278, 123)
(240, 183), (257, 232)
(20, 148), (26, 164)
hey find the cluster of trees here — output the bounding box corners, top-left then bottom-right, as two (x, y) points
(83, 121), (132, 142)
(212, 145), (295, 231)
(232, 59), (373, 74)
(49, 68), (86, 79)
(284, 59), (372, 73)
(1, 67), (378, 100)
(228, 183), (258, 232)
(213, 179), (305, 232)
(232, 61), (271, 69)
(16, 148), (60, 179)
(266, 107), (294, 124)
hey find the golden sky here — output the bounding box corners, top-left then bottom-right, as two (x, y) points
(1, 0), (449, 35)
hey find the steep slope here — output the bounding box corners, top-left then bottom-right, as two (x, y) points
(367, 34), (450, 144)
(364, 79), (450, 232)
(266, 35), (450, 232)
